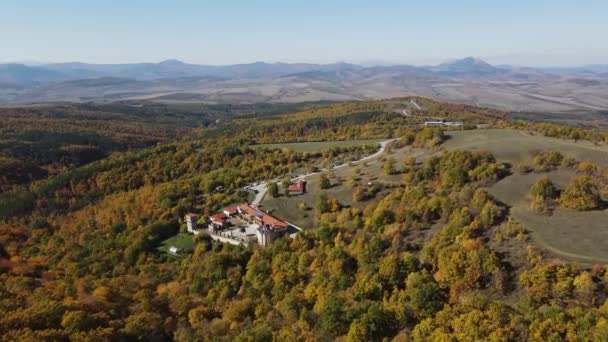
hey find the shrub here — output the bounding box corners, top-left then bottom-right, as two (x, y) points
(578, 161), (598, 175)
(563, 157), (578, 168)
(352, 188), (366, 202)
(516, 162), (533, 174)
(529, 176), (558, 200)
(384, 157), (396, 175)
(530, 195), (550, 214)
(319, 174), (331, 190)
(315, 192), (330, 214)
(560, 176), (602, 210)
(532, 150), (563, 172)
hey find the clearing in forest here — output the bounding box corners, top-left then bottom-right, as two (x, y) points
(444, 129), (608, 167)
(488, 169), (608, 265)
(261, 145), (430, 228)
(158, 233), (195, 256)
(252, 139), (385, 152)
(261, 128), (608, 264)
(444, 128), (608, 264)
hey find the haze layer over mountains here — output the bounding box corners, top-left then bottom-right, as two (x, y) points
(1, 57), (608, 112)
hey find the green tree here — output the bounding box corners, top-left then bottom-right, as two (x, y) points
(318, 297), (350, 337)
(347, 319), (368, 342)
(319, 173), (331, 190)
(61, 311), (95, 333)
(123, 312), (163, 339)
(369, 207), (396, 231)
(316, 192), (330, 214)
(384, 157), (396, 175)
(268, 182), (279, 198)
(281, 177), (291, 195)
(406, 272), (446, 319)
(346, 304), (396, 341)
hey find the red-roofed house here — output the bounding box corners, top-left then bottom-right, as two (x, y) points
(288, 179), (307, 195)
(209, 203), (291, 246)
(223, 205), (239, 217)
(239, 204), (289, 246)
(209, 212), (227, 231)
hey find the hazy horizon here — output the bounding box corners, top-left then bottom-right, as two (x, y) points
(3, 56), (607, 69)
(2, 0), (607, 68)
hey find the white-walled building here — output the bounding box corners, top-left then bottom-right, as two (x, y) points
(185, 213), (198, 233)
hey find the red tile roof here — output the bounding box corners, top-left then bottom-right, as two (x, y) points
(210, 213), (227, 222)
(238, 204), (260, 217)
(232, 204), (289, 230)
(223, 205), (239, 214)
(288, 179), (306, 192)
(261, 214), (289, 229)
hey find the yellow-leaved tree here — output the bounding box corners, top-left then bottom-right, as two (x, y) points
(560, 176), (601, 210)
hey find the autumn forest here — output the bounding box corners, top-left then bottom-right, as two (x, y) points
(2, 98), (608, 341)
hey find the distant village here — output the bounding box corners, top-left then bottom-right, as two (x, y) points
(183, 180), (307, 247)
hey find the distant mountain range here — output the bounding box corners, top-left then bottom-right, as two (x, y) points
(0, 60), (367, 86)
(427, 57), (506, 77)
(1, 57), (607, 112)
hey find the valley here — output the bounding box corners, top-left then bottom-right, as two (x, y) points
(5, 1), (608, 339)
(2, 58), (608, 120)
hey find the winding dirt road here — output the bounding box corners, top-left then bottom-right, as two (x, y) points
(250, 138), (396, 206)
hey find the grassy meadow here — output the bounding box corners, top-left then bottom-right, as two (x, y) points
(258, 128), (608, 264)
(261, 145), (431, 228)
(444, 129), (608, 264)
(252, 139), (384, 152)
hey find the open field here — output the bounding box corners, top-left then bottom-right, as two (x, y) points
(252, 139), (384, 153)
(260, 128), (608, 264)
(158, 233), (194, 256)
(443, 129), (608, 264)
(444, 129), (608, 167)
(261, 145), (431, 228)
(488, 169), (608, 265)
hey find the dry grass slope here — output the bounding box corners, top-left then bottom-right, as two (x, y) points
(444, 129), (608, 264)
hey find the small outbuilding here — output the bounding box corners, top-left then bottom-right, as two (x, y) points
(288, 179), (307, 195)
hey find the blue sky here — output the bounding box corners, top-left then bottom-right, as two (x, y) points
(1, 0), (607, 66)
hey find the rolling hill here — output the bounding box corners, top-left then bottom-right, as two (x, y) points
(1, 57), (608, 113)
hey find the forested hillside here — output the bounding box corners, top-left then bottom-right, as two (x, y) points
(2, 98), (608, 341)
(0, 101), (333, 192)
